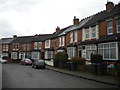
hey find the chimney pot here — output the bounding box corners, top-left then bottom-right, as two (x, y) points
(73, 16), (79, 25)
(56, 26), (60, 33)
(106, 1), (114, 11)
(13, 35), (17, 40)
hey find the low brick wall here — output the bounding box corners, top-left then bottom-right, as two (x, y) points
(45, 60), (54, 66)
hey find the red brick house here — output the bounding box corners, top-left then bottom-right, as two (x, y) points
(79, 2), (120, 64)
(1, 1), (119, 65)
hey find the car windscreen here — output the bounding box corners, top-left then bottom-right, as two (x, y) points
(38, 60), (44, 63)
(25, 59), (31, 61)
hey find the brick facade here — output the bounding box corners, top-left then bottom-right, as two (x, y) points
(0, 2), (120, 63)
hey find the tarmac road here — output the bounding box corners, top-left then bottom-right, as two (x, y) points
(2, 63), (116, 88)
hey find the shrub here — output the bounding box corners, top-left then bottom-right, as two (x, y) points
(2, 56), (9, 60)
(54, 52), (68, 68)
(55, 52), (68, 62)
(71, 57), (85, 65)
(91, 54), (103, 63)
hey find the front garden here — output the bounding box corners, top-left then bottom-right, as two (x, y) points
(53, 52), (120, 81)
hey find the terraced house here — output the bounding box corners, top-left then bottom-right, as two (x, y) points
(0, 1), (120, 65)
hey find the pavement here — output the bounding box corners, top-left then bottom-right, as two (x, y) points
(0, 63), (2, 89)
(46, 65), (120, 87)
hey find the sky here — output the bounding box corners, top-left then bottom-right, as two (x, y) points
(0, 0), (120, 38)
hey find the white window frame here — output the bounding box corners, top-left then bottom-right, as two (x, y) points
(116, 18), (120, 33)
(59, 37), (61, 46)
(31, 52), (40, 60)
(45, 40), (50, 48)
(107, 21), (113, 35)
(85, 45), (97, 60)
(11, 52), (18, 59)
(74, 31), (78, 42)
(34, 42), (38, 49)
(38, 42), (42, 49)
(85, 28), (90, 39)
(91, 26), (96, 38)
(67, 47), (76, 59)
(98, 42), (118, 60)
(61, 36), (65, 46)
(70, 32), (73, 43)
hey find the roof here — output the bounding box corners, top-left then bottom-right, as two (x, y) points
(64, 16), (92, 33)
(83, 3), (120, 28)
(0, 38), (13, 44)
(32, 34), (53, 42)
(11, 36), (34, 43)
(53, 25), (72, 38)
(96, 34), (120, 43)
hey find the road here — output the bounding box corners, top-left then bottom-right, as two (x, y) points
(2, 63), (116, 88)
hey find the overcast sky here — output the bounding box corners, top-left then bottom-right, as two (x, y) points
(0, 0), (119, 38)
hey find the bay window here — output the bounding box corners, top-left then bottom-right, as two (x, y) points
(67, 47), (76, 59)
(85, 45), (97, 60)
(98, 42), (118, 60)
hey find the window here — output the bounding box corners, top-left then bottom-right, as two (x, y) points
(52, 39), (56, 47)
(38, 42), (42, 49)
(107, 21), (113, 35)
(27, 44), (30, 50)
(11, 52), (18, 59)
(60, 36), (65, 46)
(85, 45), (97, 60)
(98, 42), (118, 60)
(85, 28), (89, 39)
(13, 43), (19, 50)
(3, 44), (6, 51)
(23, 44), (26, 50)
(67, 47), (76, 59)
(31, 52), (40, 59)
(61, 36), (65, 46)
(74, 31), (78, 42)
(45, 40), (50, 48)
(34, 42), (37, 49)
(91, 26), (96, 38)
(70, 32), (73, 43)
(45, 51), (53, 59)
(116, 19), (120, 33)
(34, 42), (42, 49)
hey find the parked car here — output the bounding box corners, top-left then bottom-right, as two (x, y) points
(20, 58), (32, 65)
(0, 58), (7, 64)
(32, 59), (46, 69)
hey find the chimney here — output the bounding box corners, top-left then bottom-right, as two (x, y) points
(73, 16), (79, 25)
(13, 35), (17, 40)
(106, 1), (114, 11)
(56, 26), (60, 33)
(34, 34), (39, 38)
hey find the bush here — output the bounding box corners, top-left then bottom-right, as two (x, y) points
(91, 54), (102, 63)
(71, 57), (85, 65)
(54, 52), (68, 68)
(2, 56), (9, 60)
(55, 52), (68, 62)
